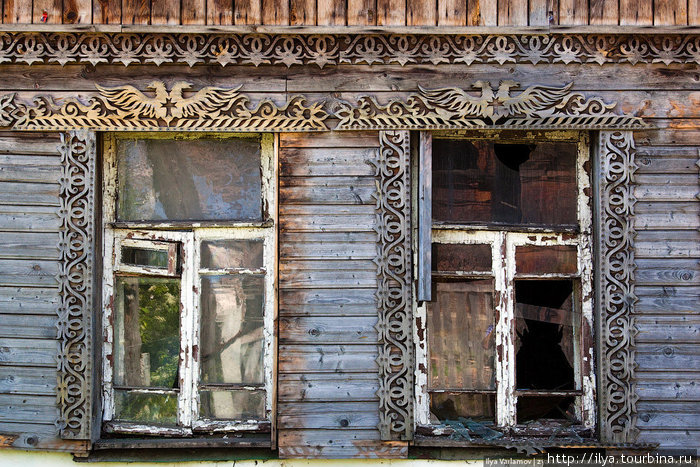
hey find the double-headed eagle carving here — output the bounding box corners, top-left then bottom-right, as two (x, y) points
(419, 80), (575, 123)
(96, 81), (242, 125)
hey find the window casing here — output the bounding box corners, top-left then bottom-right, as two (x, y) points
(101, 133), (276, 436)
(414, 131), (595, 436)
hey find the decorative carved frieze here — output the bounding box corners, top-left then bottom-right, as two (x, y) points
(0, 32), (697, 68)
(372, 131), (414, 441)
(597, 131), (638, 444)
(56, 130), (96, 440)
(0, 81), (644, 132)
(0, 81), (326, 131)
(335, 82), (645, 130)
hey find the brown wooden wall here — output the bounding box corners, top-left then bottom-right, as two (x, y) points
(1, 0), (697, 26)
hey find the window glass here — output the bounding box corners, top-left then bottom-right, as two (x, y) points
(117, 138), (262, 221)
(200, 239), (264, 270)
(430, 393), (495, 422)
(113, 276), (180, 388)
(432, 140), (578, 227)
(199, 390), (265, 420)
(114, 390), (177, 425)
(199, 275), (264, 385)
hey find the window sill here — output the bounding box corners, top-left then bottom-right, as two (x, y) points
(93, 435), (271, 450)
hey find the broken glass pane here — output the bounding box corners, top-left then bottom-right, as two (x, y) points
(113, 276), (180, 388)
(515, 280), (576, 390)
(428, 279), (495, 390)
(517, 395), (578, 423)
(432, 139), (578, 227)
(199, 275), (264, 385)
(200, 239), (264, 270)
(430, 393), (495, 422)
(117, 137), (262, 221)
(199, 390), (265, 420)
(114, 390), (177, 425)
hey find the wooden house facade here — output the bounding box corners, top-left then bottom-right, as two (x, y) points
(0, 0), (697, 461)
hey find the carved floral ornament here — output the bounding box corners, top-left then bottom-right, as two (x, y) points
(0, 80), (645, 132)
(0, 32), (698, 67)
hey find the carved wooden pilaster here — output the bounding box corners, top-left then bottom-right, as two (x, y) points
(56, 130), (96, 440)
(372, 131), (414, 441)
(597, 130), (638, 444)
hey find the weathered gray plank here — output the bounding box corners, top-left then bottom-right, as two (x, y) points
(280, 177), (377, 205)
(280, 213), (377, 233)
(635, 258), (699, 286)
(280, 270), (377, 289)
(0, 259), (59, 287)
(0, 366), (57, 396)
(279, 316), (378, 344)
(0, 314), (57, 339)
(636, 401), (700, 429)
(636, 429), (700, 449)
(0, 232), (60, 260)
(636, 154), (700, 174)
(0, 182), (60, 207)
(635, 316), (700, 343)
(0, 338), (58, 367)
(278, 345), (378, 373)
(280, 151), (377, 176)
(0, 394), (58, 424)
(0, 133), (61, 155)
(0, 207), (62, 232)
(637, 380), (700, 402)
(278, 373), (379, 402)
(0, 287), (60, 314)
(635, 286), (699, 313)
(635, 344), (700, 372)
(633, 185), (699, 203)
(0, 163), (62, 184)
(634, 211), (700, 230)
(278, 402), (379, 429)
(635, 230), (700, 258)
(281, 238), (377, 260)
(279, 288), (377, 316)
(280, 131), (379, 148)
(279, 429), (406, 459)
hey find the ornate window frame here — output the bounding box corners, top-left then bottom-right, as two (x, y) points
(0, 77), (641, 448)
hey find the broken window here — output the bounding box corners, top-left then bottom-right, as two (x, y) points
(102, 134), (275, 436)
(416, 132), (595, 436)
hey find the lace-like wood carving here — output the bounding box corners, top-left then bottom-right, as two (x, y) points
(598, 131), (638, 443)
(372, 131), (414, 441)
(56, 130), (96, 440)
(0, 33), (697, 68)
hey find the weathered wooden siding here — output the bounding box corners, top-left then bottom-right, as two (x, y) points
(1, 0), (697, 25)
(633, 127), (700, 450)
(0, 60), (697, 453)
(277, 131), (393, 458)
(0, 132), (63, 450)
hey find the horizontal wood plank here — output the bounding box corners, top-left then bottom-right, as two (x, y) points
(279, 316), (378, 344)
(278, 345), (378, 373)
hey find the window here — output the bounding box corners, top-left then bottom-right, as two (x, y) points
(415, 131), (595, 437)
(101, 134), (276, 436)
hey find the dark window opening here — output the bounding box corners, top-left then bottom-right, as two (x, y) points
(515, 280), (575, 391)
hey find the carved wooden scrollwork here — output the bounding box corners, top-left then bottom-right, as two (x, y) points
(56, 130), (96, 440)
(0, 81), (643, 133)
(372, 131), (414, 441)
(0, 33), (697, 68)
(0, 81), (326, 131)
(335, 81), (645, 130)
(598, 130), (638, 444)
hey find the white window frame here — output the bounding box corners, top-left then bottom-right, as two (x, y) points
(101, 132), (277, 436)
(414, 130), (596, 434)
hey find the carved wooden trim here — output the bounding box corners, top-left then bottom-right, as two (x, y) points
(0, 33), (697, 67)
(0, 81), (644, 132)
(334, 82), (645, 130)
(372, 131), (414, 441)
(56, 130), (96, 440)
(597, 130), (638, 444)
